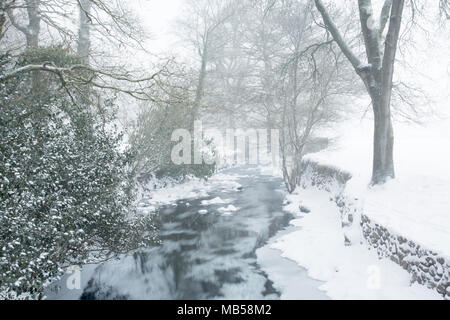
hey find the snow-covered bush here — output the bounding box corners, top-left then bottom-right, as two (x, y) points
(129, 94), (216, 184)
(0, 48), (159, 299)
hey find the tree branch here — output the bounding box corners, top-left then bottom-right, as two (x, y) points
(379, 0), (392, 37)
(381, 0), (405, 103)
(6, 6), (30, 37)
(314, 0), (362, 71)
(358, 0), (382, 70)
(0, 62), (165, 101)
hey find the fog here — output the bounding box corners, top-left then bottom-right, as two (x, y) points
(1, 0), (449, 300)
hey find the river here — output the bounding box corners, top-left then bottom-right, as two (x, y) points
(47, 166), (326, 300)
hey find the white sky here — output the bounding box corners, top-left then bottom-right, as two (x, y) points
(134, 0), (185, 55)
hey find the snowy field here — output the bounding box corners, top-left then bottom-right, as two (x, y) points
(305, 114), (450, 259)
(260, 187), (443, 299)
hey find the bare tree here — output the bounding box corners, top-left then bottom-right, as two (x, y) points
(273, 0), (343, 192)
(3, 0), (146, 48)
(0, 0), (166, 101)
(0, 0), (15, 40)
(242, 0), (284, 129)
(211, 0), (347, 192)
(6, 0), (40, 48)
(177, 0), (239, 127)
(314, 0), (406, 185)
(440, 0), (449, 20)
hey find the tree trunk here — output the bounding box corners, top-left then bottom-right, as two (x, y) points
(6, 0), (41, 48)
(314, 0), (404, 185)
(26, 0), (40, 48)
(370, 0), (404, 185)
(191, 45), (208, 129)
(371, 97), (395, 184)
(77, 0), (92, 64)
(0, 10), (6, 40)
(25, 0), (41, 93)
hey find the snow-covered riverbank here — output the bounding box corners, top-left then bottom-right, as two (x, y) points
(258, 186), (443, 300)
(306, 116), (450, 259)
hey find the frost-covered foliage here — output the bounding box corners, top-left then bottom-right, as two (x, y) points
(0, 48), (159, 299)
(129, 94), (216, 183)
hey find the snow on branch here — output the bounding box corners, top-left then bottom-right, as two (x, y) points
(0, 62), (167, 101)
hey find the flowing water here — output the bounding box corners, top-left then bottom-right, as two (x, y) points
(74, 166), (325, 299)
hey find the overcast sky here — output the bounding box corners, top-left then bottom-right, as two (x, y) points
(131, 0), (448, 116)
(135, 0), (184, 55)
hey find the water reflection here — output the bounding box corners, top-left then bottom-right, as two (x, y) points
(81, 167), (292, 300)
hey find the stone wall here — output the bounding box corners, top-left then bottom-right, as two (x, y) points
(361, 214), (450, 299)
(300, 159), (450, 299)
(300, 159), (352, 191)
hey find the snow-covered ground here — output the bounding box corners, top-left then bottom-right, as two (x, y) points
(256, 99), (450, 299)
(276, 101), (450, 299)
(305, 114), (450, 259)
(260, 187), (443, 299)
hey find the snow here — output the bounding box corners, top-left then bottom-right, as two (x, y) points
(257, 227), (329, 300)
(267, 187), (443, 300)
(61, 167), (292, 300)
(218, 205), (239, 215)
(301, 20), (450, 258)
(258, 163), (283, 177)
(140, 172), (242, 207)
(306, 114), (450, 259)
(201, 197), (232, 205)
